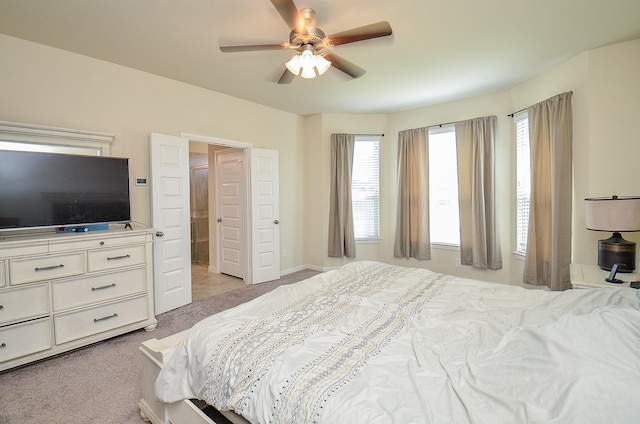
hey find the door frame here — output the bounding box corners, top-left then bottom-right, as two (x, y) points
(180, 132), (255, 283)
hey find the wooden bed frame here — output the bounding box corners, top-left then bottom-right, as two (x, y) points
(139, 331), (250, 424)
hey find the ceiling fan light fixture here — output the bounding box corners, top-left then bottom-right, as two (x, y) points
(285, 48), (331, 79)
(315, 54), (331, 75)
(299, 65), (317, 79)
(220, 2), (393, 84)
(285, 55), (302, 75)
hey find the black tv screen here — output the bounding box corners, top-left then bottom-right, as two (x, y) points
(0, 150), (131, 231)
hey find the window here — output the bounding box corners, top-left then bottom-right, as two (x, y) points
(351, 135), (380, 241)
(428, 125), (460, 245)
(514, 112), (530, 254)
(0, 141), (102, 156)
(0, 121), (113, 156)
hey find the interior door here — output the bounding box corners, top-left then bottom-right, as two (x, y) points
(215, 149), (246, 279)
(150, 133), (192, 314)
(250, 148), (280, 284)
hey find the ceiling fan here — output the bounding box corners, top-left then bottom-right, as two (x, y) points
(219, 0), (393, 84)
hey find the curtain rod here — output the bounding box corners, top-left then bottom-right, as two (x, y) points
(508, 91), (573, 117)
(507, 108), (525, 118)
(400, 123), (454, 133)
(355, 133), (384, 137)
(431, 121), (456, 128)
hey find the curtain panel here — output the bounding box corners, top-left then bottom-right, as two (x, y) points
(455, 116), (503, 270)
(524, 92), (573, 290)
(328, 134), (356, 258)
(394, 127), (431, 259)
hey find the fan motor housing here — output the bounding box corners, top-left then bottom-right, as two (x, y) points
(290, 27), (326, 49)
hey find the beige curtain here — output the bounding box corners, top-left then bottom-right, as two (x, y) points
(455, 116), (502, 270)
(524, 92), (573, 290)
(328, 134), (356, 258)
(394, 127), (431, 259)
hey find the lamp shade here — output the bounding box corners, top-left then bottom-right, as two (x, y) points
(585, 196), (640, 232)
(285, 48), (331, 79)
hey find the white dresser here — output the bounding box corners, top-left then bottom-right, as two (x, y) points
(0, 225), (157, 371)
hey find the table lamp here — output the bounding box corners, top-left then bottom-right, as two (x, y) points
(585, 195), (640, 272)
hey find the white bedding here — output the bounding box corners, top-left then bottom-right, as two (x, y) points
(155, 261), (640, 424)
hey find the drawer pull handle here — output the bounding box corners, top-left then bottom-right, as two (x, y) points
(92, 283), (116, 291)
(34, 264), (65, 272)
(0, 342), (5, 349)
(107, 254), (131, 261)
(0, 305), (3, 310)
(94, 313), (118, 323)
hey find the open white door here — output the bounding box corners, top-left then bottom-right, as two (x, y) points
(215, 149), (246, 280)
(150, 133), (192, 314)
(250, 148), (280, 284)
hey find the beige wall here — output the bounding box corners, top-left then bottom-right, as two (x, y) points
(385, 91), (514, 284)
(509, 38), (640, 277)
(1, 33), (638, 280)
(302, 113), (388, 269)
(507, 50), (590, 284)
(0, 34), (304, 272)
(585, 38), (640, 262)
(302, 93), (514, 283)
(304, 38), (640, 286)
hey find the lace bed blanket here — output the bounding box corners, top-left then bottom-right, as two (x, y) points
(155, 261), (640, 424)
(203, 262), (450, 423)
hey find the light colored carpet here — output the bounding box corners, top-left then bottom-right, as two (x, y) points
(0, 269), (320, 424)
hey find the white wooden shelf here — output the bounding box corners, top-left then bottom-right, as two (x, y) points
(571, 263), (639, 289)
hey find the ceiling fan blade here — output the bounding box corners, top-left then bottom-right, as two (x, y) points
(323, 53), (366, 79)
(220, 44), (288, 53)
(270, 0), (300, 30)
(277, 69), (295, 84)
(325, 21), (392, 47)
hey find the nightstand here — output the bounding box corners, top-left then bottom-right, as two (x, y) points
(571, 264), (640, 289)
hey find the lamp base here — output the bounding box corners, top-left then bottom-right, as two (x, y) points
(598, 232), (636, 272)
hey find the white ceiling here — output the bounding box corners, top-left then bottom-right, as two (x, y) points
(1, 0), (639, 116)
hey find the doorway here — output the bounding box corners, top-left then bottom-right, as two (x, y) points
(152, 133), (276, 313)
(189, 143), (246, 300)
(189, 154), (209, 266)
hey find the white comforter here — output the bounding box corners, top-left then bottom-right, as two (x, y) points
(155, 261), (640, 424)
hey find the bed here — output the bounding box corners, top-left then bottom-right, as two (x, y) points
(139, 261), (640, 424)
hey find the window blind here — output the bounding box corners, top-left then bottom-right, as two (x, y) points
(428, 125), (460, 245)
(515, 112), (530, 254)
(351, 136), (380, 240)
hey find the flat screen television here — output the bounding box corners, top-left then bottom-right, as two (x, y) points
(0, 149), (131, 231)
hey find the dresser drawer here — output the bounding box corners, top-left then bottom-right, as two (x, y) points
(0, 260), (5, 287)
(0, 318), (52, 363)
(9, 252), (85, 285)
(54, 295), (149, 345)
(87, 245), (146, 273)
(53, 268), (147, 312)
(0, 283), (49, 325)
(0, 240), (48, 259)
(49, 233), (148, 252)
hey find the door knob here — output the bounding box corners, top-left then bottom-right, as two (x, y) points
(274, 220), (279, 224)
(217, 218), (222, 223)
(155, 231), (164, 237)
